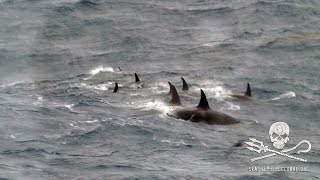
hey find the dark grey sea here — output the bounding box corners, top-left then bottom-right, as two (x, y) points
(0, 0), (319, 179)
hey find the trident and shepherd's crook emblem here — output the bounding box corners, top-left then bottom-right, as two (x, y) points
(245, 122), (312, 163)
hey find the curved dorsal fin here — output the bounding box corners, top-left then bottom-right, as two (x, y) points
(112, 82), (118, 93)
(135, 73), (140, 82)
(181, 77), (189, 91)
(168, 81), (173, 95)
(197, 89), (210, 110)
(168, 82), (181, 105)
(245, 83), (251, 97)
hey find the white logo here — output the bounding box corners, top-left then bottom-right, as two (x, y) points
(269, 122), (290, 149)
(245, 122), (312, 163)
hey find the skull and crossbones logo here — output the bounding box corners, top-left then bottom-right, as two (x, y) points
(269, 122), (290, 149)
(245, 122), (312, 163)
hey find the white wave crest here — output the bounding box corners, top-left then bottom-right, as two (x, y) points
(160, 139), (189, 146)
(201, 41), (221, 47)
(226, 102), (241, 111)
(0, 81), (26, 88)
(64, 104), (75, 111)
(79, 82), (112, 91)
(89, 65), (114, 75)
(135, 100), (172, 114)
(270, 91), (296, 101)
(150, 82), (170, 94)
(201, 85), (232, 100)
(83, 120), (100, 124)
(32, 95), (44, 106)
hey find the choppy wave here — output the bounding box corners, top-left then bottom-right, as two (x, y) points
(89, 65), (114, 76)
(270, 91), (296, 101)
(78, 82), (112, 91)
(0, 0), (319, 179)
(160, 139), (190, 147)
(136, 100), (171, 114)
(0, 81), (27, 88)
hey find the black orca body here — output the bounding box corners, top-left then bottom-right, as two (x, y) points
(113, 73), (142, 93)
(168, 82), (239, 125)
(134, 73), (144, 88)
(168, 77), (189, 95)
(181, 77), (189, 91)
(168, 82), (181, 105)
(230, 83), (252, 99)
(113, 82), (118, 93)
(135, 73), (140, 83)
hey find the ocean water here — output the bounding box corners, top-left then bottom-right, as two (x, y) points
(0, 0), (319, 179)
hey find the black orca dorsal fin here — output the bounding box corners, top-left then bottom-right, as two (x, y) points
(245, 83), (252, 97)
(168, 82), (181, 105)
(168, 81), (173, 95)
(113, 82), (118, 93)
(181, 77), (189, 91)
(197, 89), (210, 110)
(135, 73), (140, 82)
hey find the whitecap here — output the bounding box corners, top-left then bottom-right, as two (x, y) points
(89, 65), (114, 75)
(64, 104), (75, 111)
(0, 81), (26, 88)
(150, 82), (170, 94)
(79, 82), (112, 91)
(84, 120), (100, 124)
(226, 102), (241, 111)
(201, 42), (221, 47)
(136, 100), (172, 114)
(160, 139), (189, 146)
(201, 85), (232, 100)
(270, 91), (296, 101)
(32, 95), (44, 106)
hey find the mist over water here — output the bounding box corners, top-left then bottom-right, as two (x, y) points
(0, 0), (319, 179)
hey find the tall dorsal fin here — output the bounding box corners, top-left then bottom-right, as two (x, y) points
(135, 73), (140, 82)
(168, 82), (181, 105)
(181, 77), (189, 91)
(197, 89), (210, 110)
(112, 82), (118, 93)
(168, 81), (173, 95)
(245, 83), (252, 97)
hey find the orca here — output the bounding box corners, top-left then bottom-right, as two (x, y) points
(167, 77), (188, 95)
(168, 82), (239, 125)
(181, 77), (189, 91)
(168, 81), (173, 95)
(133, 73), (145, 89)
(230, 83), (252, 99)
(135, 73), (140, 83)
(168, 82), (181, 105)
(112, 82), (118, 93)
(112, 73), (141, 93)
